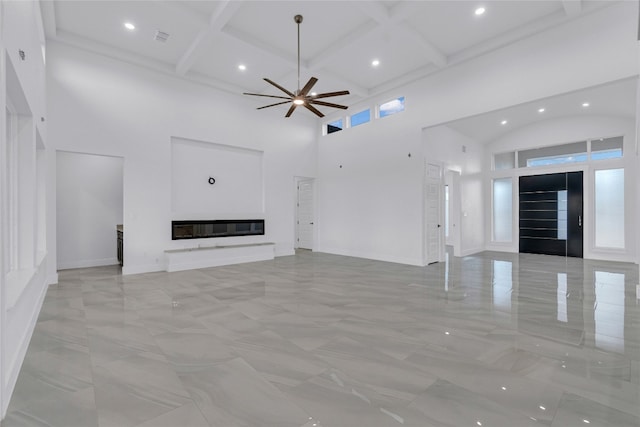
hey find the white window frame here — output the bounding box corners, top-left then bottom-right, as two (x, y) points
(5, 101), (19, 272)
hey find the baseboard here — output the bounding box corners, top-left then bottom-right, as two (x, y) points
(461, 247), (484, 257)
(57, 257), (118, 270)
(46, 272), (59, 286)
(275, 248), (295, 257)
(3, 260), (49, 418)
(316, 246), (423, 266)
(483, 244), (517, 254)
(122, 263), (164, 276)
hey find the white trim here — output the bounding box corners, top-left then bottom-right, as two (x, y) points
(57, 258), (119, 270)
(316, 247), (423, 267)
(2, 259), (48, 418)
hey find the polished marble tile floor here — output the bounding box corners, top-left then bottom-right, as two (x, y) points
(3, 250), (640, 427)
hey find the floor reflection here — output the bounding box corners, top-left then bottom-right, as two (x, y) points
(4, 250), (639, 427)
(594, 271), (625, 353)
(440, 248), (637, 357)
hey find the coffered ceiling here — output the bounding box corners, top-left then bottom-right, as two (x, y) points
(42, 1), (613, 105)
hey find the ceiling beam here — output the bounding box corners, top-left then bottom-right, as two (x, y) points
(221, 26), (368, 98)
(310, 1), (446, 70)
(175, 1), (243, 76)
(308, 2), (399, 69)
(34, 0), (47, 46)
(320, 70), (368, 98)
(222, 25), (301, 69)
(400, 23), (447, 68)
(561, 0), (582, 17)
(308, 20), (378, 70)
(357, 1), (390, 23)
(360, 1), (447, 68)
(157, 1), (207, 27)
(40, 0), (57, 38)
(52, 31), (247, 95)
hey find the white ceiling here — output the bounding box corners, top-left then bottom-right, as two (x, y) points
(44, 0), (615, 114)
(444, 77), (637, 144)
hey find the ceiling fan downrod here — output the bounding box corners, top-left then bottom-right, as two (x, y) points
(295, 14), (303, 95)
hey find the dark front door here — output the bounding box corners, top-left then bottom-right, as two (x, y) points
(519, 171), (583, 257)
(566, 171), (583, 257)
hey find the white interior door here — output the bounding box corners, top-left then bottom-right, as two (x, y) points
(425, 163), (443, 264)
(296, 179), (314, 249)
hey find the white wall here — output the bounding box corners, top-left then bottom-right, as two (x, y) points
(484, 115), (637, 262)
(317, 115), (425, 265)
(47, 41), (318, 275)
(56, 151), (123, 269)
(0, 0), (50, 418)
(171, 137), (263, 218)
(422, 125), (484, 257)
(317, 2), (638, 266)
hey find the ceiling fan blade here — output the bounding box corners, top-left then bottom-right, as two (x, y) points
(244, 93), (292, 100)
(308, 100), (348, 109)
(285, 104), (298, 117)
(264, 78), (295, 97)
(257, 100), (293, 110)
(299, 77), (318, 96)
(303, 103), (324, 118)
(312, 90), (350, 99)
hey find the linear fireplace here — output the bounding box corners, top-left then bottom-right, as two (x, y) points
(172, 219), (265, 240)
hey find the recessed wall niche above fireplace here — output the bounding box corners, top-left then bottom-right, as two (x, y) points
(172, 220), (265, 240)
(171, 137), (264, 217)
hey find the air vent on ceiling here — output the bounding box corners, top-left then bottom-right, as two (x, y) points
(154, 30), (170, 43)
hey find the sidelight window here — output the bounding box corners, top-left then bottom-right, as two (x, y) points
(492, 178), (512, 242)
(594, 169), (624, 248)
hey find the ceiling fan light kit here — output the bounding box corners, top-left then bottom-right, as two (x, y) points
(243, 14), (350, 118)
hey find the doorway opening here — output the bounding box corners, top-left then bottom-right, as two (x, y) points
(56, 151), (124, 269)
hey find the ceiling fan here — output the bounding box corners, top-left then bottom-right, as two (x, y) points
(243, 15), (350, 118)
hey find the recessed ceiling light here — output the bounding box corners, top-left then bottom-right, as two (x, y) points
(500, 120), (508, 125)
(475, 7), (486, 16)
(538, 108), (545, 113)
(124, 22), (135, 31)
(310, 92), (317, 96)
(372, 59), (380, 67)
(582, 102), (590, 107)
(583, 420), (590, 424)
(238, 64), (246, 71)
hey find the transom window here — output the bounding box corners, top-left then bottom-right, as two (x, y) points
(350, 109), (370, 127)
(326, 119), (343, 134)
(379, 96), (405, 118)
(492, 136), (624, 170)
